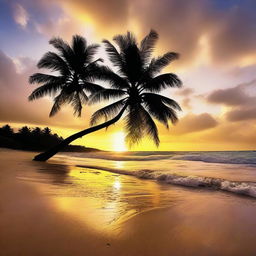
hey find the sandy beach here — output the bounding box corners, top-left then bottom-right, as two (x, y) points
(1, 149), (256, 256)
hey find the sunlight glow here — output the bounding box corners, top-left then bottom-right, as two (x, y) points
(113, 180), (121, 190)
(112, 132), (127, 152)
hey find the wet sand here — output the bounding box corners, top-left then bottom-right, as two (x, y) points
(1, 149), (256, 256)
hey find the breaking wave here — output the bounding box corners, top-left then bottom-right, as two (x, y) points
(77, 165), (256, 198)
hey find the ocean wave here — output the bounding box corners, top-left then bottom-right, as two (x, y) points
(63, 152), (172, 161)
(172, 153), (256, 165)
(77, 165), (256, 198)
(61, 151), (256, 165)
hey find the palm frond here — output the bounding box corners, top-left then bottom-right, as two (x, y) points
(140, 29), (158, 66)
(143, 94), (179, 128)
(71, 92), (82, 117)
(79, 90), (89, 104)
(148, 52), (179, 75)
(113, 33), (142, 84)
(28, 82), (63, 101)
(143, 73), (182, 92)
(142, 93), (182, 111)
(90, 65), (129, 89)
(80, 82), (104, 94)
(90, 99), (126, 125)
(49, 90), (73, 117)
(85, 44), (100, 63)
(72, 35), (87, 57)
(37, 52), (70, 76)
(29, 73), (62, 84)
(124, 104), (160, 146)
(89, 88), (127, 105)
(122, 44), (143, 84)
(139, 106), (159, 146)
(102, 39), (126, 76)
(124, 105), (144, 146)
(113, 32), (137, 52)
(49, 37), (75, 67)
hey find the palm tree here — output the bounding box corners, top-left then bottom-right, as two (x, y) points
(29, 35), (103, 117)
(30, 30), (182, 161)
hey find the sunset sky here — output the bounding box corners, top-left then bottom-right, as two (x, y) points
(0, 0), (256, 151)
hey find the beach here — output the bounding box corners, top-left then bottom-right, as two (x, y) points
(1, 149), (256, 256)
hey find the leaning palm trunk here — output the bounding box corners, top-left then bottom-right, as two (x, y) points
(33, 106), (127, 161)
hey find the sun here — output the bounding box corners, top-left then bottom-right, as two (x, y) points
(112, 131), (127, 152)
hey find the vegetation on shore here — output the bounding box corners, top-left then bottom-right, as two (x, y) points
(0, 124), (100, 152)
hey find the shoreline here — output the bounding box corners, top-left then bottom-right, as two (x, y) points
(1, 149), (256, 256)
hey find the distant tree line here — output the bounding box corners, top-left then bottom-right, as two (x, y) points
(0, 124), (99, 152)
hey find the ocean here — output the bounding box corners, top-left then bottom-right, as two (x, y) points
(54, 150), (256, 198)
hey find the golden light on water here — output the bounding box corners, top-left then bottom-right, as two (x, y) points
(112, 131), (127, 152)
(113, 179), (121, 190)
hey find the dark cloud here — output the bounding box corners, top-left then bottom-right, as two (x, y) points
(173, 113), (218, 135)
(207, 79), (256, 122)
(207, 79), (256, 106)
(226, 107), (256, 122)
(207, 86), (253, 106)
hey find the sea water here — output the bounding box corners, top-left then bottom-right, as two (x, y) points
(55, 151), (256, 198)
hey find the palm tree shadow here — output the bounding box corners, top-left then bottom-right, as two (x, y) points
(32, 161), (71, 186)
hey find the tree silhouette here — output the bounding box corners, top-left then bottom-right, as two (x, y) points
(0, 124), (13, 137)
(18, 126), (30, 135)
(0, 124), (85, 151)
(29, 30), (182, 161)
(29, 35), (104, 117)
(42, 127), (51, 135)
(32, 127), (42, 135)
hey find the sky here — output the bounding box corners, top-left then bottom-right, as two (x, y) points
(0, 0), (256, 151)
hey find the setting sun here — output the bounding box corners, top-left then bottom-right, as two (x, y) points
(112, 132), (127, 152)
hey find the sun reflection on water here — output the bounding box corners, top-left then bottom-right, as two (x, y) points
(44, 164), (177, 234)
(113, 179), (121, 190)
(114, 161), (125, 169)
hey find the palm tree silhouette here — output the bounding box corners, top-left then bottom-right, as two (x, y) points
(30, 30), (182, 161)
(29, 35), (103, 117)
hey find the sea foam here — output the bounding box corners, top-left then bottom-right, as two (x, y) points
(77, 165), (256, 198)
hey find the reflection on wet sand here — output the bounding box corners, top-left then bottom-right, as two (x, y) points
(21, 161), (183, 233)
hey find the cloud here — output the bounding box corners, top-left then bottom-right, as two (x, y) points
(48, 0), (130, 37)
(181, 98), (192, 110)
(0, 50), (93, 130)
(172, 113), (218, 135)
(209, 3), (256, 66)
(175, 88), (194, 97)
(12, 0), (256, 69)
(207, 86), (253, 106)
(226, 107), (256, 122)
(174, 87), (195, 110)
(206, 79), (256, 122)
(12, 3), (29, 28)
(130, 0), (256, 68)
(200, 121), (256, 147)
(35, 15), (86, 40)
